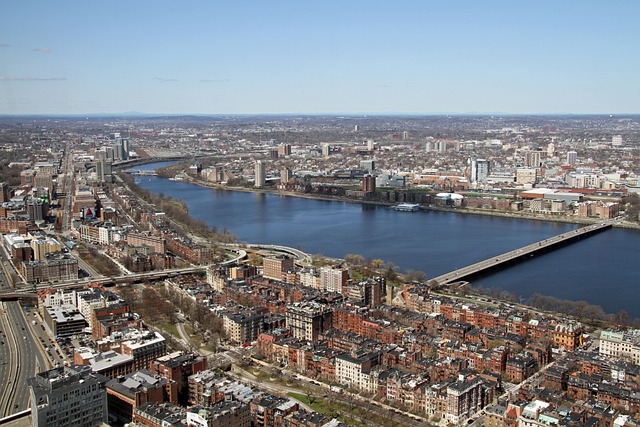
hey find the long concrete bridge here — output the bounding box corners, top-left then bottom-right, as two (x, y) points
(0, 266), (208, 300)
(128, 169), (158, 176)
(429, 221), (614, 286)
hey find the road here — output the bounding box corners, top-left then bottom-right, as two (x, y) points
(0, 247), (51, 419)
(0, 301), (49, 418)
(244, 243), (312, 265)
(59, 145), (74, 236)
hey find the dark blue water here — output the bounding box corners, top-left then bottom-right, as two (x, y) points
(130, 163), (640, 317)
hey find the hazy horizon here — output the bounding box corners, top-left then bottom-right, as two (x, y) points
(2, 1), (639, 115)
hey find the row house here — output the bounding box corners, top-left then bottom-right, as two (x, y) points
(106, 369), (173, 425)
(20, 253), (79, 283)
(186, 401), (251, 427)
(256, 330), (291, 362)
(188, 370), (255, 407)
(286, 302), (332, 342)
(335, 350), (381, 393)
(0, 216), (32, 233)
(222, 308), (269, 344)
(321, 328), (374, 353)
(126, 232), (167, 254)
(119, 331), (168, 371)
(92, 303), (140, 338)
(567, 373), (640, 414)
(166, 237), (217, 265)
(385, 370), (430, 413)
(505, 354), (539, 383)
(150, 351), (207, 406)
(425, 380), (452, 421)
(251, 396), (299, 427)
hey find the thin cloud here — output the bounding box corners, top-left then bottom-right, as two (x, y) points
(154, 77), (178, 82)
(0, 76), (66, 81)
(200, 78), (230, 83)
(33, 47), (51, 53)
(0, 43), (10, 48)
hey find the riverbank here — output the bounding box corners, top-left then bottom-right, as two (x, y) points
(173, 174), (640, 231)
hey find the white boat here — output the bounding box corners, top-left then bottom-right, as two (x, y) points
(394, 203), (420, 212)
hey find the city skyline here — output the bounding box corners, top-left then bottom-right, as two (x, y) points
(1, 1), (640, 115)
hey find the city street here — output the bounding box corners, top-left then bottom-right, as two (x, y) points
(0, 301), (49, 418)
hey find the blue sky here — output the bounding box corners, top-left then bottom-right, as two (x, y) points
(1, 1), (639, 115)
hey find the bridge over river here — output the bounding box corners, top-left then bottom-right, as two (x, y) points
(430, 221), (614, 286)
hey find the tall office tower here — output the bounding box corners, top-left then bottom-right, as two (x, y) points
(525, 151), (542, 168)
(268, 148), (279, 159)
(96, 160), (113, 183)
(0, 182), (8, 202)
(612, 135), (623, 146)
(28, 365), (108, 427)
(122, 138), (130, 160)
(277, 143), (291, 157)
(115, 137), (124, 161)
(402, 131), (409, 140)
(438, 140), (447, 152)
(254, 160), (265, 188)
(362, 174), (376, 193)
(354, 124), (359, 131)
(367, 139), (375, 151)
(280, 168), (293, 184)
(26, 197), (46, 221)
(425, 141), (433, 152)
(105, 146), (115, 160)
(94, 149), (107, 162)
(322, 143), (331, 157)
(470, 158), (490, 184)
(566, 151), (577, 166)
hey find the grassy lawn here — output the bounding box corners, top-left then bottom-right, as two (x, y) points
(182, 323), (217, 352)
(287, 392), (369, 427)
(75, 244), (121, 276)
(162, 321), (179, 338)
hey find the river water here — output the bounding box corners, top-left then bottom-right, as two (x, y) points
(130, 162), (640, 317)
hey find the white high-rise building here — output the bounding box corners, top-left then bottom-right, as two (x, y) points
(612, 135), (623, 146)
(254, 160), (265, 188)
(470, 158), (490, 184)
(547, 142), (555, 156)
(566, 151), (577, 165)
(320, 266), (349, 293)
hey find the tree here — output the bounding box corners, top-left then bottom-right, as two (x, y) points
(612, 309), (629, 326)
(305, 388), (317, 405)
(345, 253), (364, 268)
(371, 259), (385, 270)
(384, 266), (398, 282)
(247, 252), (263, 266)
(405, 269), (426, 283)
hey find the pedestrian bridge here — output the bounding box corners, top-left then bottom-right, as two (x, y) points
(429, 221), (614, 286)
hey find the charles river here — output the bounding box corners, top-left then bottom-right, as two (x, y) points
(132, 162), (640, 318)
